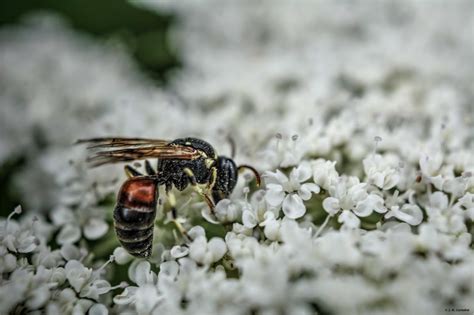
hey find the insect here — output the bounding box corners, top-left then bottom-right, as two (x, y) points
(77, 137), (260, 257)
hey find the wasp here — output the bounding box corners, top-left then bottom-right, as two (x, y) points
(77, 137), (260, 258)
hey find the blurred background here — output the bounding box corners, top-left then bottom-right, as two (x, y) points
(0, 0), (180, 81)
(0, 0), (181, 216)
(0, 0), (473, 219)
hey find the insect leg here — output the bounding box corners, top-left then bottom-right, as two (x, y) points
(157, 159), (162, 172)
(145, 160), (156, 175)
(183, 167), (216, 213)
(124, 165), (143, 178)
(166, 191), (193, 241)
(207, 166), (218, 190)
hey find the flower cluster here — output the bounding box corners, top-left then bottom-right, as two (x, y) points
(1, 1), (474, 314)
(0, 207), (122, 314)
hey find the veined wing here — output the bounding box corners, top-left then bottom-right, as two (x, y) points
(77, 137), (201, 167)
(76, 137), (171, 149)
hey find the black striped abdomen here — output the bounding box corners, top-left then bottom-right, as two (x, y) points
(114, 177), (158, 258)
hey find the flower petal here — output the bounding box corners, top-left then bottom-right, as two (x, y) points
(282, 194), (306, 219)
(429, 191), (448, 209)
(208, 237), (227, 262)
(188, 226), (206, 239)
(113, 287), (137, 305)
(338, 210), (361, 229)
(398, 204), (423, 225)
(322, 197), (340, 215)
(419, 151), (443, 176)
(354, 194), (385, 217)
(83, 218), (108, 240)
(295, 161), (312, 182)
(265, 184), (285, 206)
(159, 261), (179, 279)
(113, 247), (133, 265)
(170, 245), (189, 258)
(263, 218), (281, 241)
(135, 285), (161, 315)
(242, 210), (258, 228)
(57, 225), (81, 245)
(264, 170), (288, 185)
(133, 261), (155, 286)
(89, 304), (108, 315)
(298, 183), (320, 200)
(60, 244), (81, 261)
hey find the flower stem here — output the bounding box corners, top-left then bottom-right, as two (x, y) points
(314, 214), (332, 238)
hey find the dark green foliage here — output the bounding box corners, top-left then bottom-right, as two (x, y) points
(0, 156), (25, 217)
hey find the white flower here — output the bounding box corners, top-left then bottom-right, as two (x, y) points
(51, 206), (108, 244)
(188, 225), (206, 239)
(0, 207), (40, 253)
(57, 224), (81, 245)
(0, 248), (17, 273)
(425, 191), (466, 234)
(356, 194), (386, 216)
(0, 269), (31, 313)
(458, 192), (474, 208)
(113, 247), (133, 265)
(385, 204), (423, 226)
(64, 259), (113, 301)
(242, 190), (279, 229)
(65, 260), (93, 293)
(72, 299), (94, 315)
(322, 197), (341, 215)
(261, 212), (283, 241)
(322, 176), (386, 218)
(32, 245), (63, 268)
(135, 284), (161, 315)
(189, 236), (227, 265)
(419, 151), (444, 189)
(265, 162), (320, 219)
(338, 210), (361, 229)
(83, 218), (109, 240)
(51, 207), (81, 245)
(312, 159), (339, 190)
(80, 279), (111, 300)
(89, 303), (108, 315)
(213, 198), (243, 223)
(420, 151), (443, 177)
(170, 245), (189, 258)
(225, 232), (259, 258)
(363, 153), (400, 190)
(113, 287), (138, 306)
(60, 244), (83, 261)
(129, 261), (157, 286)
(26, 284), (50, 309)
(158, 261), (179, 280)
(458, 192), (474, 221)
(260, 135), (307, 169)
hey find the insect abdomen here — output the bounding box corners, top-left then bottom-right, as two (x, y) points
(113, 177), (158, 258)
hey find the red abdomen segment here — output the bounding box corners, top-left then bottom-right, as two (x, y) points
(114, 177), (158, 258)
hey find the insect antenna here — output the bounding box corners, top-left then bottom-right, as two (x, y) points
(237, 164), (261, 187)
(226, 135), (236, 159)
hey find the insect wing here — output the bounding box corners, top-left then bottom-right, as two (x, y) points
(77, 137), (201, 167)
(76, 137), (170, 149)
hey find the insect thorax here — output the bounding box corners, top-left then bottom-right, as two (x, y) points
(158, 158), (213, 191)
(170, 137), (217, 159)
(159, 138), (217, 191)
